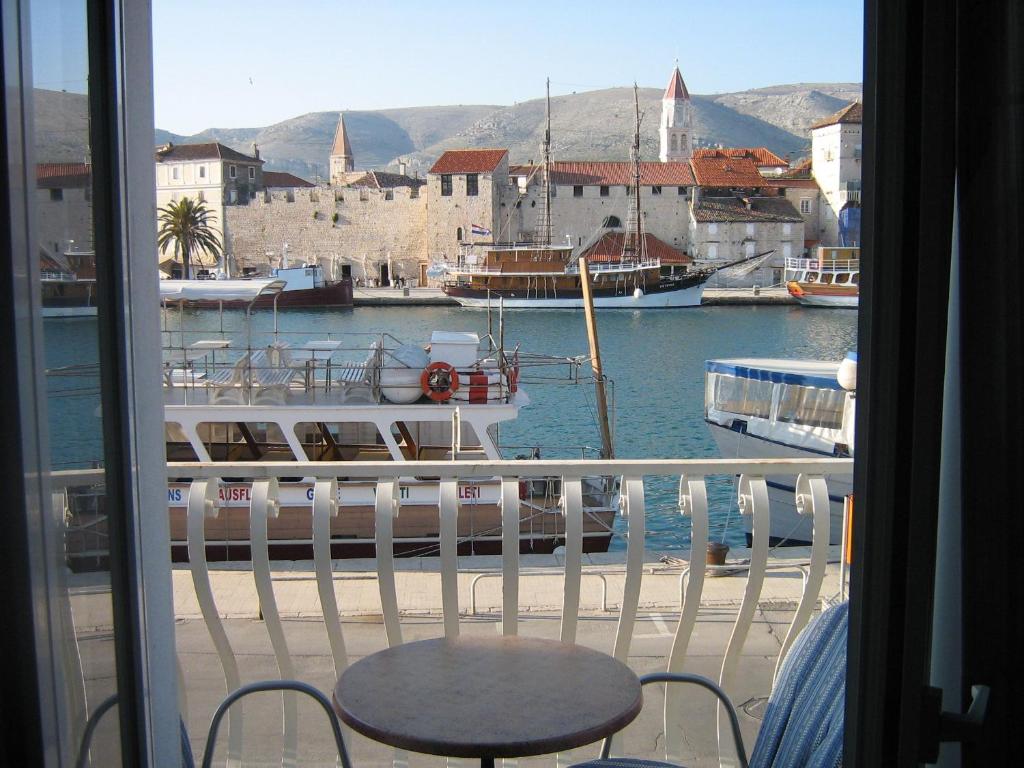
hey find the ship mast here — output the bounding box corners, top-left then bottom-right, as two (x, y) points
(536, 77), (553, 248)
(622, 83), (647, 262)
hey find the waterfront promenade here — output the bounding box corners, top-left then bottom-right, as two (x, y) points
(71, 546), (844, 766)
(353, 286), (796, 307)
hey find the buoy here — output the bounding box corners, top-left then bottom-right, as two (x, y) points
(837, 351), (858, 391)
(633, 287), (644, 299)
(420, 362), (460, 401)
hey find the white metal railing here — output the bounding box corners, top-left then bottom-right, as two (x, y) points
(152, 457), (852, 766)
(784, 257), (860, 273)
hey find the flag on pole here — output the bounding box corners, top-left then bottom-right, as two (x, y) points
(471, 224), (491, 237)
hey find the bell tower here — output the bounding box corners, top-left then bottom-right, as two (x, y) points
(659, 65), (693, 162)
(330, 112), (355, 185)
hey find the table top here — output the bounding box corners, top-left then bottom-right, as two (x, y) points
(333, 636), (642, 759)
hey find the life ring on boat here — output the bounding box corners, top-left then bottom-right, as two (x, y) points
(421, 361), (460, 401)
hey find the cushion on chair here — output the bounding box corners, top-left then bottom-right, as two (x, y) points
(748, 601), (849, 768)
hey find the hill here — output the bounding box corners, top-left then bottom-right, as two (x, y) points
(34, 82), (863, 179)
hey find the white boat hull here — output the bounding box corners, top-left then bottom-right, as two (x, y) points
(449, 284), (705, 309)
(707, 422), (852, 545)
(792, 293), (859, 308)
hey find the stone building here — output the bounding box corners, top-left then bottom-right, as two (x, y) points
(36, 162), (92, 261)
(688, 155), (804, 284)
(659, 66), (694, 162)
(693, 147), (789, 176)
(810, 101), (862, 246)
(155, 142), (264, 270)
(426, 148), (509, 260)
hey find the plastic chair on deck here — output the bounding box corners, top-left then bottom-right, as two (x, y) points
(571, 602), (850, 768)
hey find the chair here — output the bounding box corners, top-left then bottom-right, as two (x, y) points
(206, 354), (251, 405)
(572, 602), (849, 768)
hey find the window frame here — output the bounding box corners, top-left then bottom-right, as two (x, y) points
(465, 173), (479, 196)
(440, 174), (452, 196)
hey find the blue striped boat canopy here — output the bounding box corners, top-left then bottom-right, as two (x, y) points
(705, 359), (844, 391)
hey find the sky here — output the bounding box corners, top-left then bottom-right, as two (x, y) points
(149, 0), (863, 135)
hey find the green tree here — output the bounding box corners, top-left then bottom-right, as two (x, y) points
(157, 197), (223, 280)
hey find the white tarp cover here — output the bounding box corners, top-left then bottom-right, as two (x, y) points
(159, 279), (285, 302)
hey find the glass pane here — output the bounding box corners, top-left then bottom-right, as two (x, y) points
(32, 0), (122, 761)
(776, 384), (846, 429)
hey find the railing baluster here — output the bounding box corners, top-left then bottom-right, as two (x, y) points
(612, 476), (645, 662)
(664, 474), (709, 763)
(501, 478), (520, 637)
(774, 474), (831, 683)
(187, 478), (244, 767)
(559, 478), (584, 644)
(250, 479), (297, 768)
(374, 479), (403, 647)
(439, 479), (461, 639)
(313, 479), (348, 673)
(718, 474), (770, 767)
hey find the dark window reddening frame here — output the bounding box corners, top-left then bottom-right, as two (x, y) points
(441, 174), (452, 196)
(466, 173), (479, 196)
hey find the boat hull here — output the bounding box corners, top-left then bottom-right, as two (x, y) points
(444, 281), (705, 309)
(707, 422), (852, 545)
(165, 279), (353, 309)
(786, 281), (858, 308)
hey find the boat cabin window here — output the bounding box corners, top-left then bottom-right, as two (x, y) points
(851, 273), (860, 285)
(821, 273), (834, 284)
(835, 273), (849, 284)
(165, 422), (199, 461)
(196, 421), (294, 462)
(708, 374), (773, 420)
(389, 420), (484, 461)
(294, 421), (390, 461)
(806, 271), (819, 282)
(775, 384), (846, 430)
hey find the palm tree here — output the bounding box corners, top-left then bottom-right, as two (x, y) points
(157, 197), (223, 280)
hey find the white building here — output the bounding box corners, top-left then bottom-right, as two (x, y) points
(155, 142), (264, 272)
(810, 102), (862, 245)
(659, 66), (694, 162)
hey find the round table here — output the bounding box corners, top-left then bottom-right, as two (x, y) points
(333, 636), (643, 767)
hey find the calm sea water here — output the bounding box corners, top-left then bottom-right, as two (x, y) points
(46, 304), (857, 552)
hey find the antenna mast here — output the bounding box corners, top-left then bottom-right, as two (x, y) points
(622, 83), (646, 262)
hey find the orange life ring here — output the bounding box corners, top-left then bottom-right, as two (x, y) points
(420, 361), (460, 401)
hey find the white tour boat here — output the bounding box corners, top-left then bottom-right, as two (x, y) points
(785, 247), (860, 308)
(704, 353), (856, 545)
(159, 280), (617, 560)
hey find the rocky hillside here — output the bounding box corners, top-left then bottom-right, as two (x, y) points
(37, 82), (862, 179)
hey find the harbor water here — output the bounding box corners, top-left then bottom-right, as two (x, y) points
(47, 304), (857, 553)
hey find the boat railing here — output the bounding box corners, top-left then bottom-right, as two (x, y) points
(58, 455), (851, 765)
(784, 257), (860, 272)
(566, 258), (662, 274)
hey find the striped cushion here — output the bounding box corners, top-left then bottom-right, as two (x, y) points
(749, 601), (849, 768)
(572, 760), (678, 768)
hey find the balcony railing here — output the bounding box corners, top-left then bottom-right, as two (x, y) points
(57, 456), (853, 766)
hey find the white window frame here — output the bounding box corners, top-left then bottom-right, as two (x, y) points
(800, 198), (812, 214)
(198, 165), (205, 178)
(229, 164), (237, 179)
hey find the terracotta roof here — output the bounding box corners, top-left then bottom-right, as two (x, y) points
(550, 161), (694, 186)
(690, 156), (766, 188)
(583, 231), (692, 264)
(765, 177), (821, 190)
(331, 113), (353, 158)
(155, 142), (262, 164)
(693, 196), (803, 223)
(664, 66), (690, 100)
(509, 164), (537, 177)
(429, 149), (508, 175)
(777, 158), (813, 178)
(262, 171), (314, 188)
(344, 170), (425, 190)
(36, 162), (90, 188)
(811, 101), (863, 130)
(692, 147), (788, 169)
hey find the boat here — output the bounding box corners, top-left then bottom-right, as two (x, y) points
(41, 250), (98, 318)
(785, 247), (860, 308)
(155, 280), (617, 560)
(439, 83), (766, 310)
(703, 353), (856, 545)
(160, 263), (353, 309)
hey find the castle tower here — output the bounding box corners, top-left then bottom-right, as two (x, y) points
(329, 113), (354, 184)
(659, 65), (693, 162)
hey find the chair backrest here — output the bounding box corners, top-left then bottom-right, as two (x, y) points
(748, 601), (848, 768)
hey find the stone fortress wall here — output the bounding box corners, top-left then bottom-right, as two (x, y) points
(225, 185), (428, 284)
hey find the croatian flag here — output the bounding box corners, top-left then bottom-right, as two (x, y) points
(471, 224), (491, 237)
